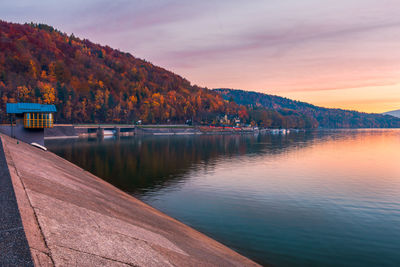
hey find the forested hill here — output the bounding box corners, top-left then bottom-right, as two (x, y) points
(0, 20), (238, 124)
(215, 89), (400, 128)
(1, 20), (398, 129)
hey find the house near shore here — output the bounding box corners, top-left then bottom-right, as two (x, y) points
(0, 103), (56, 146)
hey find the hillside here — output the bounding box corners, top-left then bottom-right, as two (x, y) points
(383, 109), (400, 118)
(0, 21), (238, 124)
(215, 89), (400, 128)
(1, 20), (398, 129)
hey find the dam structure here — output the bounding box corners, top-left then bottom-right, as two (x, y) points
(0, 133), (259, 266)
(0, 103), (57, 146)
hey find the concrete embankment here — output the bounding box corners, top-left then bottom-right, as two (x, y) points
(0, 138), (34, 266)
(0, 133), (260, 267)
(43, 124), (260, 139)
(135, 126), (201, 135)
(44, 125), (78, 139)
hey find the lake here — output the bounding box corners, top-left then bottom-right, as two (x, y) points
(46, 129), (400, 266)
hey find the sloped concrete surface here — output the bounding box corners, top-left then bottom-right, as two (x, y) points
(0, 138), (34, 266)
(0, 134), (260, 267)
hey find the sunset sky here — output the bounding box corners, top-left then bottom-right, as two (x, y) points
(1, 0), (400, 113)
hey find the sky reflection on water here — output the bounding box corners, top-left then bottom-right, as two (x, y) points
(46, 130), (400, 266)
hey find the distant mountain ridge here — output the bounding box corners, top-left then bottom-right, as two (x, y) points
(215, 88), (400, 128)
(383, 109), (400, 118)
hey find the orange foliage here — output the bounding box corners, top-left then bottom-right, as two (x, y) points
(0, 21), (238, 124)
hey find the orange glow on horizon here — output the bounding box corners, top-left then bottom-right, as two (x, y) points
(276, 83), (400, 113)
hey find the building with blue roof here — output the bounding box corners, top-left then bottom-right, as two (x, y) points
(0, 103), (57, 146)
(6, 103), (56, 129)
(6, 103), (57, 114)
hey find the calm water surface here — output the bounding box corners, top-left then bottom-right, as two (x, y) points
(46, 130), (400, 266)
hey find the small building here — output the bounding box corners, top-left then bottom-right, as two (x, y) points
(1, 103), (57, 146)
(7, 103), (56, 128)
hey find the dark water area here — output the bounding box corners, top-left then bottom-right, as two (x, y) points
(46, 130), (400, 266)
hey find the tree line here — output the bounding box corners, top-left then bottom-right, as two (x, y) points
(216, 89), (400, 128)
(3, 20), (391, 129)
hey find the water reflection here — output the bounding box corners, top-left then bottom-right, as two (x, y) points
(46, 130), (400, 266)
(47, 132), (318, 195)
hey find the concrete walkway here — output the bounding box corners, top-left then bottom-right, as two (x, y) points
(0, 139), (34, 266)
(0, 134), (260, 267)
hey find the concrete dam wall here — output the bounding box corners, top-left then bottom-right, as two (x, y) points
(0, 133), (259, 266)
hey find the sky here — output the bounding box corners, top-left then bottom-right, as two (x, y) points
(1, 0), (400, 113)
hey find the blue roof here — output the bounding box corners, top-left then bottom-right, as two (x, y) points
(6, 103), (57, 114)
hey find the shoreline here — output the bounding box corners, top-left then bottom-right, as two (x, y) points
(0, 133), (260, 266)
(42, 124), (301, 140)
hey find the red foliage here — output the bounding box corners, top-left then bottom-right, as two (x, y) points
(0, 20), (238, 124)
